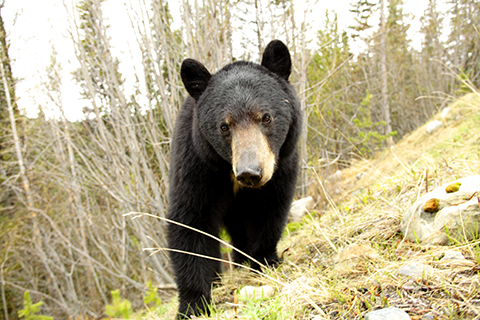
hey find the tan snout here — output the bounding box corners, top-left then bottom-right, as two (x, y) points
(231, 124), (275, 188)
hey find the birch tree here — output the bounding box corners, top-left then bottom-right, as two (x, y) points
(379, 0), (392, 143)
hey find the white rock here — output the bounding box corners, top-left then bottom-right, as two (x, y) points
(437, 251), (475, 268)
(426, 120), (442, 134)
(365, 307), (411, 320)
(401, 175), (480, 245)
(238, 285), (274, 300)
(255, 285), (274, 298)
(441, 250), (464, 261)
(238, 286), (255, 299)
(327, 170), (342, 182)
(398, 263), (434, 278)
(441, 107), (451, 119)
(289, 196), (314, 222)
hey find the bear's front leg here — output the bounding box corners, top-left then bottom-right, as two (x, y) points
(167, 144), (233, 319)
(168, 222), (221, 319)
(226, 159), (297, 271)
(225, 190), (289, 270)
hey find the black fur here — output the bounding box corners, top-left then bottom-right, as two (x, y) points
(181, 59), (212, 100)
(260, 39), (292, 81)
(167, 40), (301, 319)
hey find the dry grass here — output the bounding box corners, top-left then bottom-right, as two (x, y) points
(148, 93), (480, 319)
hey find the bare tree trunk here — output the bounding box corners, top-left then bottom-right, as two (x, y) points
(0, 49), (34, 212)
(254, 0), (263, 60)
(299, 29), (309, 197)
(288, 4), (310, 197)
(379, 0), (393, 146)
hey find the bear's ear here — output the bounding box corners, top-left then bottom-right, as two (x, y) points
(181, 59), (212, 100)
(261, 40), (292, 81)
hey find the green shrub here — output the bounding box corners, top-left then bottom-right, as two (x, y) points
(105, 289), (133, 318)
(18, 291), (53, 320)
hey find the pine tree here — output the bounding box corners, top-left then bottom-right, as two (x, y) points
(417, 0), (447, 110)
(349, 0), (376, 38)
(384, 0), (416, 136)
(447, 0), (480, 88)
(73, 0), (124, 112)
(420, 0), (444, 67)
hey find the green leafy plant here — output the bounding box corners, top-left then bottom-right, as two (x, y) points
(283, 221), (302, 235)
(105, 289), (133, 319)
(143, 281), (162, 309)
(18, 291), (53, 320)
(352, 90), (397, 156)
(241, 297), (293, 320)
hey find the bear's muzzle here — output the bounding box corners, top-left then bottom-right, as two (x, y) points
(231, 124), (275, 188)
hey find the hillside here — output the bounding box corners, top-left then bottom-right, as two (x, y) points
(143, 93), (480, 319)
(2, 0), (480, 317)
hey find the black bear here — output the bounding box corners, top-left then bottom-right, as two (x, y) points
(167, 40), (301, 319)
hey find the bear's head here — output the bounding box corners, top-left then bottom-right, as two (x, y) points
(180, 40), (298, 189)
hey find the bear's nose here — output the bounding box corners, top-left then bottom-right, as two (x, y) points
(236, 167), (263, 187)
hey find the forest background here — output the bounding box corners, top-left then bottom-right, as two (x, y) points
(0, 0), (479, 318)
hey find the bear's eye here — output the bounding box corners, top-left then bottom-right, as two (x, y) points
(262, 114), (272, 124)
(220, 124), (229, 132)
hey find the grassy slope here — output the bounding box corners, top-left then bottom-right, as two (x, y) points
(150, 93), (480, 319)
